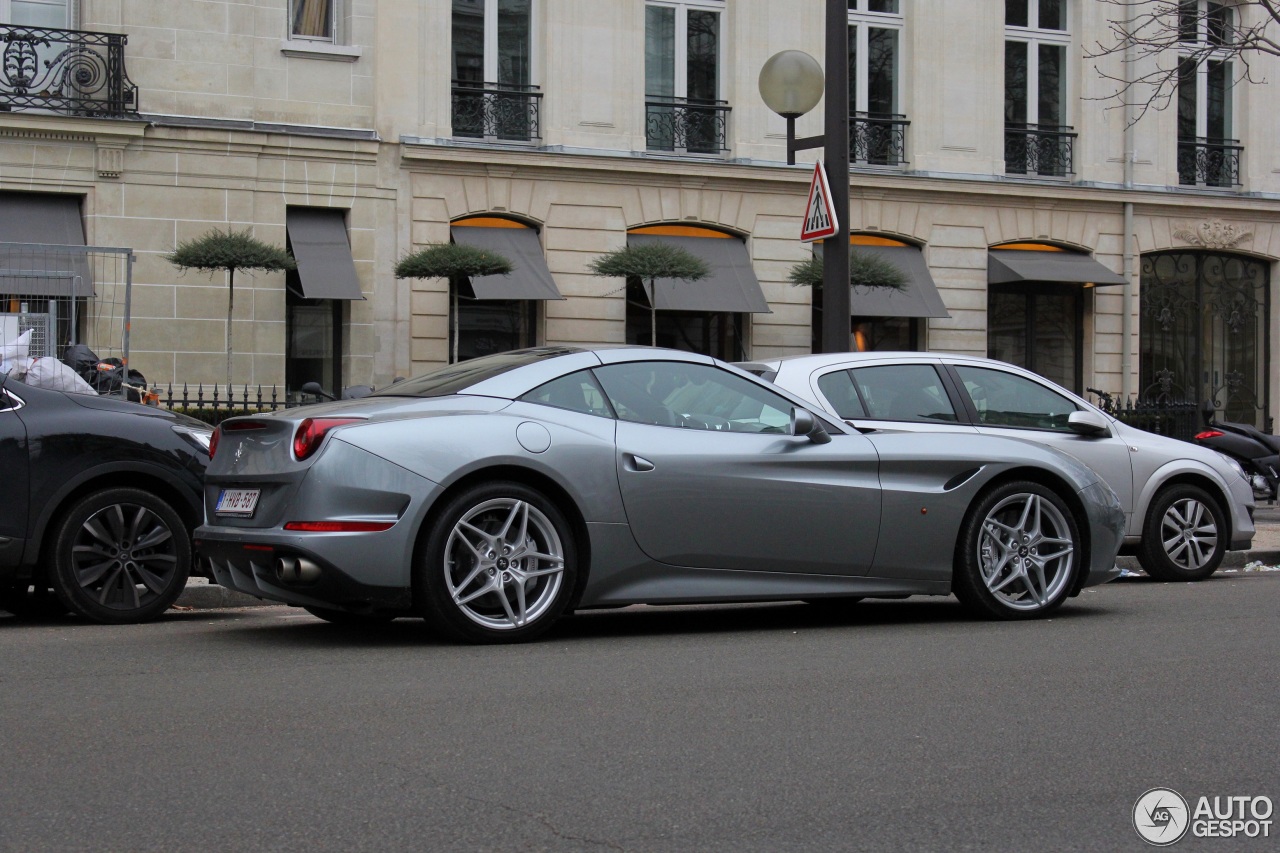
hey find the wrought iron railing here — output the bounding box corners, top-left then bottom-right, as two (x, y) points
(645, 96), (730, 154)
(1090, 391), (1202, 443)
(1004, 124), (1076, 177)
(851, 112), (908, 167)
(1177, 137), (1242, 188)
(451, 81), (542, 143)
(0, 24), (137, 116)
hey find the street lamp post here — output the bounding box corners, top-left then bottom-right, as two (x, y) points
(757, 1), (850, 354)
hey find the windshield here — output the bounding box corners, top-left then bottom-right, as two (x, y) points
(371, 347), (581, 398)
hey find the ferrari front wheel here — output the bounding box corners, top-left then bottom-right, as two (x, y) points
(953, 481), (1080, 620)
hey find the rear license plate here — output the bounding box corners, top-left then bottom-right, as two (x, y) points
(216, 488), (261, 517)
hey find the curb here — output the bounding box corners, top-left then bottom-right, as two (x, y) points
(175, 578), (275, 610)
(176, 550), (1280, 611)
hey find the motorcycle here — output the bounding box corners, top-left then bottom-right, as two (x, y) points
(1194, 401), (1280, 503)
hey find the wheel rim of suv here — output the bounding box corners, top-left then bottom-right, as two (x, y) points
(72, 503), (180, 611)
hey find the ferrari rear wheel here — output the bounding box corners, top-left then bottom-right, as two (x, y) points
(954, 481), (1080, 620)
(419, 481), (577, 644)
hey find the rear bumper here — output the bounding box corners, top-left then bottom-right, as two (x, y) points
(195, 533), (413, 613)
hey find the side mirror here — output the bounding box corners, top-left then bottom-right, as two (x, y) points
(1067, 409), (1111, 437)
(299, 381), (335, 401)
(791, 407), (832, 444)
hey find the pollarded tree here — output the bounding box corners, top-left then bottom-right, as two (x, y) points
(588, 243), (709, 347)
(166, 229), (295, 392)
(787, 249), (906, 291)
(394, 243), (513, 364)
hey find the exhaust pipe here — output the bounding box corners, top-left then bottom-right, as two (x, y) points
(275, 556), (322, 584)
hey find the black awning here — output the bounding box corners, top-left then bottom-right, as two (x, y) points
(286, 208), (364, 300)
(450, 226), (563, 300)
(988, 249), (1127, 286)
(0, 192), (92, 297)
(626, 233), (771, 313)
(845, 244), (951, 319)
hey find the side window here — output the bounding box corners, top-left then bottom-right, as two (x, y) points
(816, 370), (867, 419)
(594, 361), (794, 433)
(955, 365), (1077, 431)
(849, 364), (957, 423)
(520, 370), (614, 419)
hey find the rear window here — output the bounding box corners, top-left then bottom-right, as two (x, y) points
(371, 348), (579, 398)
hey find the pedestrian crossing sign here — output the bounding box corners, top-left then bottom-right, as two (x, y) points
(800, 161), (839, 243)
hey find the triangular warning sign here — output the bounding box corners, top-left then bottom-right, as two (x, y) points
(800, 161), (839, 243)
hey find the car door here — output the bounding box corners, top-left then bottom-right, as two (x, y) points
(594, 360), (883, 576)
(0, 385), (31, 560)
(814, 362), (981, 437)
(947, 362), (1135, 518)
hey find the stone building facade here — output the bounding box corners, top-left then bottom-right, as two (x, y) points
(1, 0), (1277, 427)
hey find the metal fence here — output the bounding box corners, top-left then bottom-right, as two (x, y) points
(0, 243), (133, 366)
(1090, 392), (1202, 443)
(154, 384), (331, 425)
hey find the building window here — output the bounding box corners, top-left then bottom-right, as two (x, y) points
(1004, 0), (1075, 177)
(451, 0), (540, 142)
(847, 1), (907, 166)
(1176, 1), (1240, 187)
(645, 0), (728, 154)
(623, 225), (769, 360)
(1140, 251), (1269, 428)
(290, 0), (336, 41)
(0, 0), (75, 27)
(286, 290), (344, 398)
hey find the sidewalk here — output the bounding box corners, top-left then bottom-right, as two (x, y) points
(175, 504), (1280, 610)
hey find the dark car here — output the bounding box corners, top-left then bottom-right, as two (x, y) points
(0, 376), (211, 623)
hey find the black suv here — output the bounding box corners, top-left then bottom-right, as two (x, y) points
(0, 376), (210, 623)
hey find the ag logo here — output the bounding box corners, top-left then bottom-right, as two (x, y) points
(1134, 788), (1190, 845)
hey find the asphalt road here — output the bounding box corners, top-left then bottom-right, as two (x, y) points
(2, 576), (1278, 852)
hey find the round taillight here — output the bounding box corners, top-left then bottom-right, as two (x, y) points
(209, 427), (221, 459)
(293, 418), (360, 460)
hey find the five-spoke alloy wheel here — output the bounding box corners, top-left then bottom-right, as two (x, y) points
(1137, 484), (1225, 581)
(419, 481), (577, 643)
(954, 481), (1081, 619)
(50, 487), (192, 624)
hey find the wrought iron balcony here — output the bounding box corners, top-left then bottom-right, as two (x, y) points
(645, 96), (730, 155)
(1005, 124), (1077, 178)
(451, 81), (542, 143)
(1178, 137), (1242, 188)
(851, 112), (908, 167)
(1, 24), (137, 117)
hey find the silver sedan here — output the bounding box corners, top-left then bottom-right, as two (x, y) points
(740, 351), (1255, 581)
(195, 347), (1124, 643)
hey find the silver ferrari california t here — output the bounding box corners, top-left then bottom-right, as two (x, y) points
(195, 347), (1124, 643)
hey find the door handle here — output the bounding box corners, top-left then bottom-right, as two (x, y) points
(625, 453), (655, 472)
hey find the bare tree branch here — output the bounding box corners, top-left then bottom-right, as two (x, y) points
(1086, 0), (1280, 123)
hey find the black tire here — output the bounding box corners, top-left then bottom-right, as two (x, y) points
(49, 487), (192, 624)
(418, 481), (578, 644)
(0, 583), (72, 619)
(1136, 484), (1226, 581)
(302, 605), (395, 627)
(953, 480), (1081, 620)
